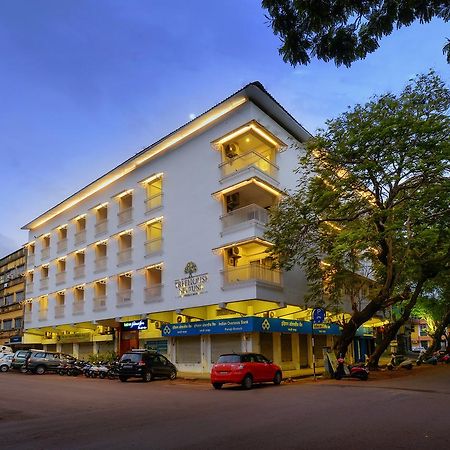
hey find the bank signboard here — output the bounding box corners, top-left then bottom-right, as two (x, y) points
(161, 317), (341, 337)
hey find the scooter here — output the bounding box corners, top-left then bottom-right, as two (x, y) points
(416, 351), (437, 366)
(387, 354), (414, 370)
(334, 357), (369, 381)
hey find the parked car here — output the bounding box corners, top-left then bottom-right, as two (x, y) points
(24, 351), (75, 375)
(411, 346), (426, 352)
(118, 349), (177, 382)
(211, 353), (282, 390)
(0, 354), (13, 372)
(11, 350), (32, 371)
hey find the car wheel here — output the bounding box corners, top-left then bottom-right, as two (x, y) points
(0, 364), (9, 372)
(213, 383), (223, 390)
(242, 374), (253, 390)
(119, 376), (128, 382)
(169, 369), (177, 380)
(35, 365), (46, 375)
(143, 371), (153, 382)
(273, 371), (282, 385)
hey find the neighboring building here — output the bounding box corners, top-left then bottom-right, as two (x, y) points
(410, 318), (433, 350)
(0, 248), (26, 346)
(22, 82), (348, 375)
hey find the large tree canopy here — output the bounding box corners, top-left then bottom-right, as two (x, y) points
(262, 0), (450, 66)
(266, 71), (450, 358)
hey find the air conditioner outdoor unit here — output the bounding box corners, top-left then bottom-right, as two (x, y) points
(227, 246), (240, 257)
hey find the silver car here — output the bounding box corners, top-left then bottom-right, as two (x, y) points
(0, 354), (13, 372)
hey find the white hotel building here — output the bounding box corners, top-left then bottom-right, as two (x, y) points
(22, 82), (343, 375)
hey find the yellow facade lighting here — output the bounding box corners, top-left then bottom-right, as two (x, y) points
(75, 284), (86, 290)
(74, 214), (86, 221)
(118, 229), (133, 236)
(140, 172), (164, 185)
(145, 216), (163, 226)
(95, 239), (108, 246)
(95, 202), (109, 210)
(145, 263), (163, 270)
(118, 271), (133, 278)
(116, 189), (134, 199)
(57, 290), (66, 295)
(75, 248), (86, 253)
(57, 257), (66, 262)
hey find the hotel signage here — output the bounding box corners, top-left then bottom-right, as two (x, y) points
(122, 319), (148, 331)
(175, 261), (208, 297)
(161, 317), (341, 337)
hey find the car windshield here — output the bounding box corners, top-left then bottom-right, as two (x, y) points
(120, 353), (142, 363)
(217, 355), (241, 364)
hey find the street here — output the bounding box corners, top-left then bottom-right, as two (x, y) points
(1, 365), (449, 450)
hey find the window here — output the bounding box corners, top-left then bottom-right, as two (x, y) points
(144, 175), (163, 212)
(217, 354), (241, 364)
(15, 317), (23, 329)
(2, 319), (13, 330)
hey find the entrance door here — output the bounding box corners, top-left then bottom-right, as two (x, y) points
(120, 330), (139, 355)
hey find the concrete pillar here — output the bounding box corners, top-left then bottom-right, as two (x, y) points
(272, 332), (281, 366)
(201, 335), (210, 374)
(93, 341), (99, 355)
(292, 334), (300, 370)
(56, 343), (62, 352)
(73, 343), (79, 358)
(307, 334), (313, 368)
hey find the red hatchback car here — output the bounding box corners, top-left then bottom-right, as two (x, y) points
(211, 353), (282, 389)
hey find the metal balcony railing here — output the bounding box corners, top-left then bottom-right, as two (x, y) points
(144, 284), (163, 303)
(116, 290), (133, 306)
(117, 248), (132, 265)
(95, 256), (107, 272)
(73, 301), (85, 315)
(219, 150), (279, 179)
(55, 305), (65, 318)
(74, 264), (85, 279)
(221, 204), (269, 230)
(145, 193), (163, 212)
(38, 308), (48, 321)
(27, 253), (35, 267)
(56, 272), (66, 285)
(221, 263), (282, 287)
(26, 282), (34, 293)
(95, 219), (108, 236)
(40, 277), (49, 291)
(57, 239), (68, 254)
(117, 207), (133, 226)
(145, 238), (163, 256)
(74, 230), (86, 245)
(93, 296), (107, 311)
(41, 247), (50, 261)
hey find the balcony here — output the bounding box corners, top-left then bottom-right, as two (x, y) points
(221, 264), (282, 288)
(116, 290), (133, 307)
(144, 284), (163, 303)
(73, 301), (85, 315)
(55, 305), (65, 318)
(118, 207), (133, 226)
(95, 219), (108, 237)
(40, 277), (49, 291)
(74, 230), (86, 246)
(219, 151), (278, 181)
(38, 308), (48, 321)
(145, 193), (163, 213)
(74, 264), (85, 279)
(117, 248), (132, 266)
(94, 256), (107, 273)
(145, 238), (163, 257)
(93, 296), (107, 311)
(57, 239), (68, 254)
(26, 282), (34, 293)
(41, 247), (50, 261)
(27, 254), (35, 267)
(221, 204), (269, 232)
(56, 271), (66, 285)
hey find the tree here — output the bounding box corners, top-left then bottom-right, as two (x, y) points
(262, 1), (450, 67)
(266, 71), (450, 360)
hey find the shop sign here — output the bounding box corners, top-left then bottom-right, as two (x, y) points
(175, 261), (208, 297)
(122, 319), (148, 331)
(9, 336), (22, 343)
(145, 339), (168, 353)
(59, 332), (92, 343)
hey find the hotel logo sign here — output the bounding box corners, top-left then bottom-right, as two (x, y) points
(175, 261), (208, 298)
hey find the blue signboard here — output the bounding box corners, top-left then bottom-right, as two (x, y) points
(145, 340), (168, 353)
(9, 336), (22, 343)
(161, 317), (341, 337)
(122, 319), (148, 331)
(312, 308), (326, 324)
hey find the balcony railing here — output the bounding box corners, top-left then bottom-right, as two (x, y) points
(93, 295), (107, 311)
(221, 263), (282, 287)
(56, 271), (66, 285)
(55, 305), (65, 318)
(145, 238), (163, 256)
(144, 284), (163, 303)
(145, 193), (163, 213)
(117, 248), (132, 265)
(38, 308), (48, 321)
(74, 230), (86, 246)
(57, 239), (68, 254)
(27, 254), (35, 267)
(73, 301), (85, 315)
(117, 290), (133, 306)
(26, 282), (34, 293)
(40, 277), (49, 291)
(221, 204), (269, 230)
(219, 150), (279, 179)
(41, 247), (50, 261)
(74, 264), (85, 279)
(95, 219), (108, 237)
(94, 256), (107, 273)
(117, 207), (133, 226)
(24, 312), (32, 323)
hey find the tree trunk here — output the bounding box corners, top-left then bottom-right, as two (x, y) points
(424, 308), (450, 358)
(368, 280), (425, 369)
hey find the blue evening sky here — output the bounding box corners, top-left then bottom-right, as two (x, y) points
(0, 0), (448, 255)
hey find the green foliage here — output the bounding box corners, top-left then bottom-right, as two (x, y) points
(266, 71), (450, 317)
(262, 0), (450, 67)
(87, 351), (118, 363)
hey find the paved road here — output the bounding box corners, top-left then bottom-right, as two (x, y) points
(1, 365), (449, 450)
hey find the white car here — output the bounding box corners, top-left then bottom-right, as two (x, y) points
(0, 354), (13, 372)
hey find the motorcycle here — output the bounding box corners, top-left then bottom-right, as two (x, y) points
(416, 351), (437, 366)
(334, 357), (369, 381)
(387, 354), (414, 370)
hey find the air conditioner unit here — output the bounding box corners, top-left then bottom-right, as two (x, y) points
(154, 321), (161, 329)
(226, 192), (240, 211)
(227, 247), (240, 257)
(224, 143), (239, 158)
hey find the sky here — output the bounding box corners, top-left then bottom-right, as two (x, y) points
(0, 0), (449, 256)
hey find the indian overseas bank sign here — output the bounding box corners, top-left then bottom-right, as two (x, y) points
(161, 317), (340, 337)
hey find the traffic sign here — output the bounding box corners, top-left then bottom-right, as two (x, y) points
(312, 307), (325, 324)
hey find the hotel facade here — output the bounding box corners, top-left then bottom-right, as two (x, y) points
(22, 83), (346, 375)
